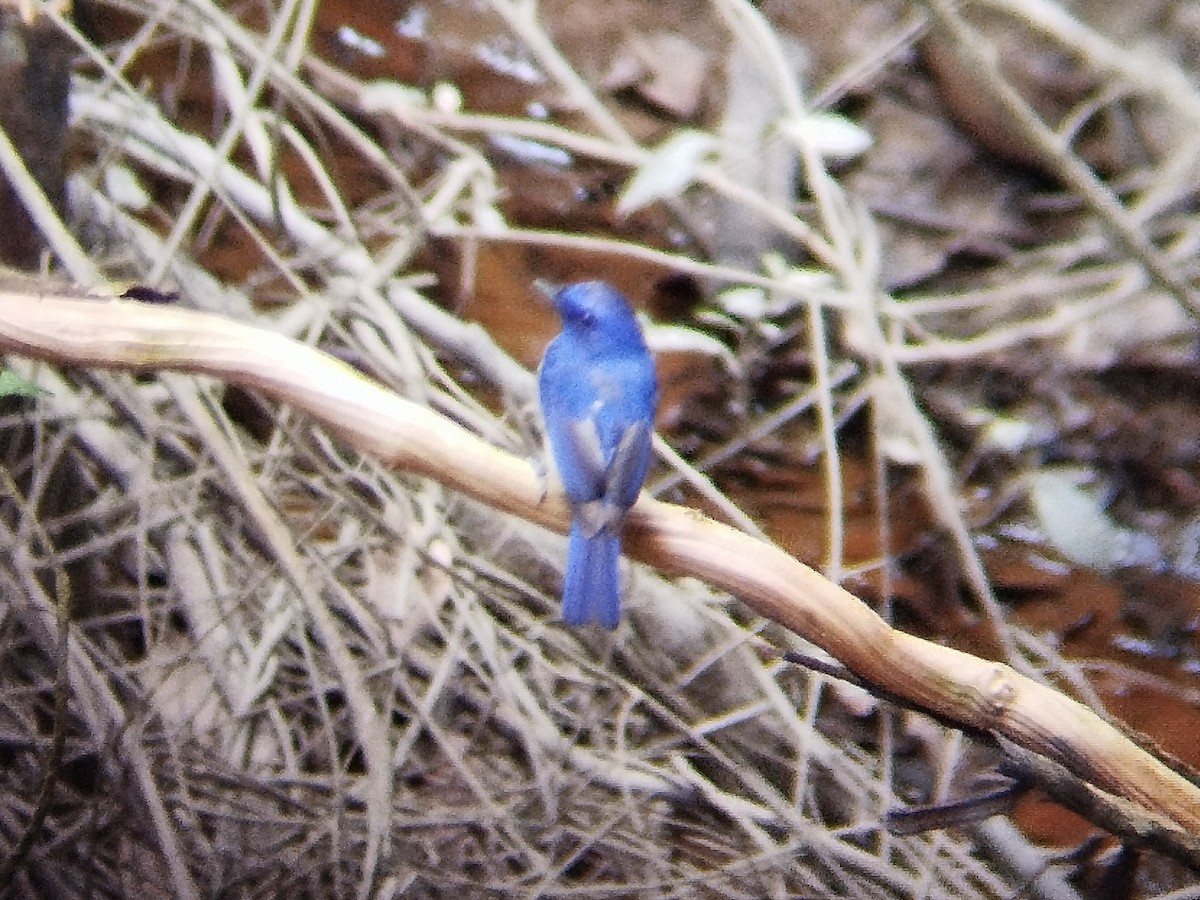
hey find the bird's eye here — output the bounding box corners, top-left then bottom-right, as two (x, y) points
(579, 310), (597, 328)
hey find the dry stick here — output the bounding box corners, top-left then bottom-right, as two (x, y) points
(1, 289), (1199, 838)
(919, 0), (1200, 324)
(980, 0), (1200, 129)
(0, 470), (72, 893)
(0, 445), (201, 900)
(0, 111), (202, 900)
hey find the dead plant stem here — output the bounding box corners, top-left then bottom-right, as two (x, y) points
(920, 0), (1200, 324)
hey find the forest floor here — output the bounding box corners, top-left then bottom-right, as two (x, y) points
(2, 0), (1200, 896)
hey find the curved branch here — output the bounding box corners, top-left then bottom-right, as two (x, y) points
(1, 284), (1198, 840)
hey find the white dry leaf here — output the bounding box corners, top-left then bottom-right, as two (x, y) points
(777, 264), (839, 313)
(872, 376), (924, 466)
(713, 286), (797, 332)
(981, 414), (1037, 453)
(102, 163), (152, 211)
(718, 286), (770, 320)
(778, 263), (838, 293)
(359, 80), (429, 113)
(1173, 518), (1200, 580)
(432, 81), (464, 114)
(141, 642), (227, 737)
(643, 319), (740, 378)
(487, 133), (572, 167)
(1028, 469), (1134, 571)
(779, 111), (872, 162)
(603, 32), (709, 119)
(472, 203), (507, 234)
(693, 308), (745, 334)
(617, 129), (716, 216)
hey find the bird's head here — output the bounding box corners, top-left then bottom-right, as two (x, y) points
(550, 281), (646, 352)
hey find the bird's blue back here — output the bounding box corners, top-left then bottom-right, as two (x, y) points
(538, 282), (656, 509)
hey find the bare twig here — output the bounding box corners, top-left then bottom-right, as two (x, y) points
(920, 0), (1200, 324)
(0, 469), (72, 892)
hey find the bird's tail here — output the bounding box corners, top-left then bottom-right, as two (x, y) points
(562, 521), (621, 629)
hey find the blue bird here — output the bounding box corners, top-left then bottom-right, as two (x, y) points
(538, 281), (658, 628)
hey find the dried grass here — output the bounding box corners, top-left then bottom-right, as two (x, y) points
(1, 0), (1197, 896)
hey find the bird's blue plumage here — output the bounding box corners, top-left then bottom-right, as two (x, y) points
(538, 281), (657, 628)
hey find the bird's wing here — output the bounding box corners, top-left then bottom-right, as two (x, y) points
(564, 414), (609, 498)
(568, 418), (652, 538)
(605, 419), (653, 510)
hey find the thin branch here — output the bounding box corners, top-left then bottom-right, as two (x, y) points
(920, 0), (1200, 324)
(0, 470), (72, 892)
